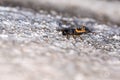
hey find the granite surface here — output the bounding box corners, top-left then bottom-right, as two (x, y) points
(0, 1), (120, 80)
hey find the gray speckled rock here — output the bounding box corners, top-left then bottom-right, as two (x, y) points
(0, 6), (120, 80)
(2, 0), (120, 25)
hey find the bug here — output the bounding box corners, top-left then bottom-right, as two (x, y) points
(61, 25), (90, 35)
(56, 18), (92, 39)
(57, 25), (91, 39)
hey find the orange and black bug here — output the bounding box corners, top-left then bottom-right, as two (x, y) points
(57, 25), (91, 39)
(57, 19), (92, 39)
(61, 25), (90, 35)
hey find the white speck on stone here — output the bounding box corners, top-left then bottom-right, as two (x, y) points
(2, 21), (12, 25)
(0, 6), (18, 12)
(74, 74), (85, 80)
(113, 35), (120, 40)
(0, 34), (8, 39)
(94, 25), (110, 31)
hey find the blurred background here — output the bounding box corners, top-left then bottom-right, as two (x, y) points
(0, 0), (120, 25)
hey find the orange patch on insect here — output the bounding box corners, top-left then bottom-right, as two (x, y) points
(75, 29), (86, 33)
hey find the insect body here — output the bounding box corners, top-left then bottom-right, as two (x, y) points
(62, 26), (90, 35)
(57, 25), (91, 35)
(57, 19), (92, 39)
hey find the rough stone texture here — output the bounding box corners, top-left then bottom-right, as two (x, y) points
(0, 6), (120, 80)
(2, 0), (120, 25)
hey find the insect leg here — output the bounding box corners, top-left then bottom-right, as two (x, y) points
(92, 32), (97, 35)
(72, 35), (77, 39)
(81, 25), (85, 30)
(66, 35), (70, 39)
(79, 35), (83, 41)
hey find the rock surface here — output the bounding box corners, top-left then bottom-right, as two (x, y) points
(2, 0), (120, 25)
(0, 1), (120, 80)
(0, 6), (120, 80)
